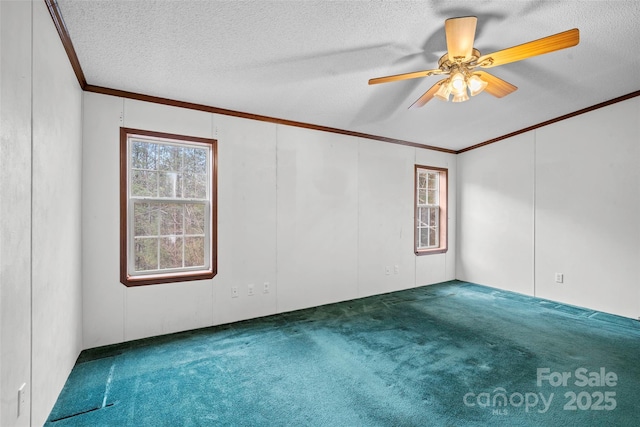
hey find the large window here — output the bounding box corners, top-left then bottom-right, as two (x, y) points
(415, 165), (447, 255)
(120, 128), (217, 286)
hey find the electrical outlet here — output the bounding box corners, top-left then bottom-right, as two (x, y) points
(385, 266), (391, 275)
(248, 284), (255, 296)
(231, 286), (239, 298)
(18, 383), (26, 417)
(555, 273), (564, 283)
(263, 282), (270, 294)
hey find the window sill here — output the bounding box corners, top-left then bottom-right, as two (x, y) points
(415, 247), (448, 256)
(121, 269), (216, 287)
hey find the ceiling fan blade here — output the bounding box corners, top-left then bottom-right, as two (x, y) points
(409, 80), (446, 109)
(369, 68), (442, 85)
(445, 16), (478, 61)
(474, 71), (517, 98)
(477, 28), (579, 68)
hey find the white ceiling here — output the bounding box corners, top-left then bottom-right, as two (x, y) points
(56, 0), (640, 152)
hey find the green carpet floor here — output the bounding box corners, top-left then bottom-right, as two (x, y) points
(46, 281), (640, 426)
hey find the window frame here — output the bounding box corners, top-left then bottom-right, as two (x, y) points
(414, 165), (448, 255)
(120, 127), (217, 286)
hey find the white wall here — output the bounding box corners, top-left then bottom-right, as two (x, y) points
(0, 1), (84, 426)
(82, 92), (457, 348)
(456, 133), (535, 296)
(357, 139), (416, 298)
(31, 1), (84, 424)
(215, 114), (278, 324)
(534, 99), (640, 318)
(1, 2), (33, 426)
(457, 97), (640, 319)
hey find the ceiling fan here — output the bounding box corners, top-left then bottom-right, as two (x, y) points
(368, 17), (579, 108)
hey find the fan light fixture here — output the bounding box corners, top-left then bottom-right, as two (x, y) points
(434, 71), (487, 103)
(452, 91), (470, 103)
(450, 71), (466, 93)
(434, 81), (451, 101)
(468, 74), (488, 96)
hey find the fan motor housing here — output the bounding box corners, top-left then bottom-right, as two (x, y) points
(438, 48), (481, 71)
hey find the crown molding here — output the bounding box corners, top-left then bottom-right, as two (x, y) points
(457, 90), (640, 154)
(84, 85), (456, 153)
(45, 0), (86, 88)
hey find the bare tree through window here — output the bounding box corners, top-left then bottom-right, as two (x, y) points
(121, 128), (217, 286)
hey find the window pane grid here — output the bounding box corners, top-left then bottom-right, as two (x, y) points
(131, 201), (208, 273)
(130, 138), (209, 201)
(416, 168), (442, 251)
(128, 134), (211, 277)
(417, 206), (439, 249)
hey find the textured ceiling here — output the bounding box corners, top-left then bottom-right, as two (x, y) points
(56, 0), (640, 151)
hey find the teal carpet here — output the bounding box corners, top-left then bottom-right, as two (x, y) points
(46, 281), (640, 426)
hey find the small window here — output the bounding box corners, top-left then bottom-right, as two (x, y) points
(415, 165), (447, 255)
(120, 128), (217, 286)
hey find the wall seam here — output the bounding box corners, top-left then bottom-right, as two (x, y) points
(80, 88), (85, 351)
(532, 130), (537, 298)
(29, 0), (35, 424)
(413, 148), (417, 287)
(275, 124), (279, 314)
(356, 141), (360, 297)
(211, 112), (215, 327)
